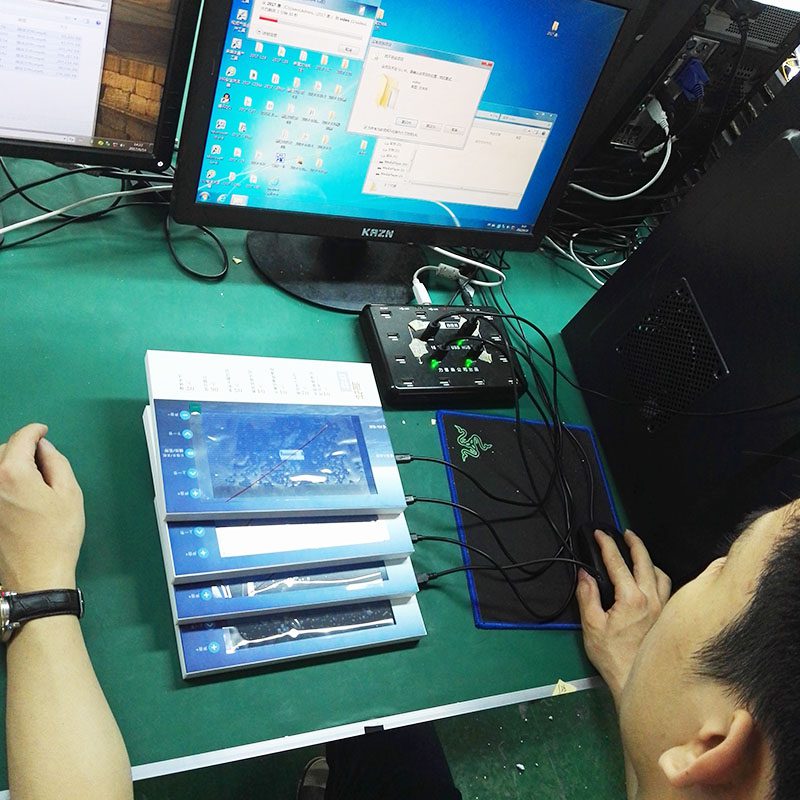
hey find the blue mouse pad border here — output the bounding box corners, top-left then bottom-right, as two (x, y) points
(437, 411), (620, 630)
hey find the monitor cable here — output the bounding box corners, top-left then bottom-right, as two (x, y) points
(567, 99), (672, 202)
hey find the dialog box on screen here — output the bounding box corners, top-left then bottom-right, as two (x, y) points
(347, 39), (493, 149)
(362, 107), (557, 211)
(247, 0), (378, 60)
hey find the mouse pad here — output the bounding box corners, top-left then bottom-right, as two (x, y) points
(437, 411), (619, 630)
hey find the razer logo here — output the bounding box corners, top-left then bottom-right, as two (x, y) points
(455, 425), (493, 462)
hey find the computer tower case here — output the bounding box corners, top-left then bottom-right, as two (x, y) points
(561, 76), (800, 584)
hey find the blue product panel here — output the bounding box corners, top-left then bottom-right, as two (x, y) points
(172, 557), (418, 621)
(154, 399), (405, 519)
(166, 513), (413, 582)
(179, 596), (425, 677)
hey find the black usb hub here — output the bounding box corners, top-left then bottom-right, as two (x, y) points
(359, 304), (527, 409)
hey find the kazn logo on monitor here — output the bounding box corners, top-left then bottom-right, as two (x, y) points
(362, 228), (396, 239)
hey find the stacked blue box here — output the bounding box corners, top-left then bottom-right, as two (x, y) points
(170, 557), (419, 623)
(143, 351), (425, 678)
(178, 596), (425, 678)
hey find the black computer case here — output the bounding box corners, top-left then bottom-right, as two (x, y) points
(561, 76), (800, 584)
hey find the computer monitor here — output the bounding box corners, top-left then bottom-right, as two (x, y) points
(172, 0), (644, 310)
(0, 0), (200, 172)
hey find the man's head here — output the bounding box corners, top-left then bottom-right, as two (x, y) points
(620, 500), (800, 799)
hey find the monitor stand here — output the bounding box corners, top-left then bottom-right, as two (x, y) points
(247, 231), (426, 314)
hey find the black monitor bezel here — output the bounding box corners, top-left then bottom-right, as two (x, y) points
(0, 0), (201, 173)
(172, 0), (645, 250)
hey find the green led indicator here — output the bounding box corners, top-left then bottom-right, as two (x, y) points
(464, 358), (474, 369)
(430, 359), (441, 370)
(456, 339), (465, 347)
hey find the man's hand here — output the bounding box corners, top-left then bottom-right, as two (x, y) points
(575, 529), (671, 704)
(0, 423), (85, 592)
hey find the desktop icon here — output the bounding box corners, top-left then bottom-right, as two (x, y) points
(255, 41), (264, 53)
(328, 110), (336, 121)
(307, 107), (316, 118)
(360, 139), (368, 151)
(296, 156), (304, 166)
(250, 174), (258, 183)
(221, 93), (231, 104)
(320, 54), (329, 66)
(228, 171), (237, 181)
(315, 157), (324, 169)
(210, 144), (222, 155)
(233, 147), (243, 158)
(225, 66), (236, 77)
(217, 194), (228, 203)
(358, 5), (365, 15)
(376, 8), (385, 19)
(231, 38), (242, 49)
(293, 77), (302, 89)
(299, 50), (308, 62)
(287, 103), (296, 114)
(249, 69), (258, 81)
(300, 131), (309, 141)
(341, 58), (350, 69)
(199, 192), (210, 201)
(280, 129), (289, 140)
(255, 150), (264, 160)
(275, 152), (286, 163)
(334, 84), (343, 96)
(236, 9), (248, 21)
(277, 45), (286, 57)
(266, 100), (275, 111)
(271, 73), (281, 84)
(244, 96), (253, 107)
(238, 122), (247, 133)
(206, 169), (217, 179)
(215, 119), (227, 130)
(321, 134), (330, 145)
(314, 80), (322, 92)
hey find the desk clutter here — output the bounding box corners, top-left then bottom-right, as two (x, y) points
(142, 350), (425, 678)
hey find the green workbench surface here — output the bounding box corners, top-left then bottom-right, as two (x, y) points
(0, 165), (616, 789)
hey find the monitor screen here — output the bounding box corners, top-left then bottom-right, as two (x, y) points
(173, 0), (635, 248)
(0, 0), (200, 171)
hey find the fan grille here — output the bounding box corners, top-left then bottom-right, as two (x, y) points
(617, 279), (729, 431)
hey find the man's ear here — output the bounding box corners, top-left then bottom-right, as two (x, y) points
(657, 708), (756, 788)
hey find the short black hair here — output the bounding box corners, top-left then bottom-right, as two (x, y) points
(694, 505), (800, 800)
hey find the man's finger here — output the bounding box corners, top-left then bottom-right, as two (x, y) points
(655, 568), (672, 605)
(1, 424), (48, 471)
(596, 530), (638, 601)
(576, 570), (606, 630)
(625, 530), (659, 600)
(36, 438), (78, 491)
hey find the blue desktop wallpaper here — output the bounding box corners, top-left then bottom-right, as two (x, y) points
(196, 0), (626, 233)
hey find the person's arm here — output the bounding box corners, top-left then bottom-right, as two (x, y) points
(0, 423), (133, 800)
(575, 529), (672, 799)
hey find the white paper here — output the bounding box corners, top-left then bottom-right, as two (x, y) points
(145, 350), (381, 407)
(216, 518), (390, 558)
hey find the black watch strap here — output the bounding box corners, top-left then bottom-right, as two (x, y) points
(7, 589), (84, 626)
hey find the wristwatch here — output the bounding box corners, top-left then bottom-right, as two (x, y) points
(0, 587), (84, 642)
